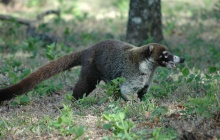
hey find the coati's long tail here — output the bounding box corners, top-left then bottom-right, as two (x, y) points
(0, 51), (83, 102)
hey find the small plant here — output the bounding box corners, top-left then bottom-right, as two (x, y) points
(64, 92), (73, 101)
(11, 95), (31, 106)
(34, 81), (62, 97)
(147, 68), (184, 98)
(0, 118), (10, 137)
(100, 77), (125, 100)
(75, 94), (97, 107)
(177, 66), (220, 118)
(49, 104), (85, 139)
(102, 111), (137, 140)
(184, 93), (220, 118)
(149, 127), (177, 140)
(45, 43), (56, 60)
(152, 106), (168, 119)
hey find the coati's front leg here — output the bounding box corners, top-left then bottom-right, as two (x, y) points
(120, 75), (150, 101)
(120, 84), (149, 101)
(137, 85), (149, 100)
(72, 66), (100, 100)
(120, 83), (140, 101)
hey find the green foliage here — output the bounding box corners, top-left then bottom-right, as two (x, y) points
(148, 69), (178, 97)
(209, 47), (220, 60)
(0, 57), (33, 85)
(75, 94), (97, 107)
(184, 93), (220, 117)
(0, 118), (10, 137)
(1, 57), (21, 84)
(149, 127), (177, 140)
(182, 67), (190, 76)
(142, 37), (154, 44)
(213, 0), (220, 20)
(73, 9), (88, 22)
(45, 43), (56, 60)
(49, 104), (85, 138)
(147, 65), (220, 120)
(102, 111), (137, 140)
(112, 0), (129, 14)
(164, 21), (176, 35)
(25, 1), (46, 7)
(38, 23), (52, 32)
(152, 106), (168, 118)
(208, 66), (217, 73)
(64, 92), (73, 101)
(34, 81), (62, 97)
(101, 77), (125, 99)
(11, 95), (31, 106)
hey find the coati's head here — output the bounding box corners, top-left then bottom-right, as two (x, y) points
(145, 43), (185, 68)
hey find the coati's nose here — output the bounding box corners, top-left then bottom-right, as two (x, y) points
(180, 57), (185, 63)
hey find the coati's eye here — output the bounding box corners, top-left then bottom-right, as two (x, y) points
(159, 51), (170, 61)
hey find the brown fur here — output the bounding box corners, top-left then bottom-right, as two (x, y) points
(0, 40), (182, 102)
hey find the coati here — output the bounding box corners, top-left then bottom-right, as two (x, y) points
(0, 40), (185, 102)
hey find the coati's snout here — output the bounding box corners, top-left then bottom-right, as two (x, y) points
(158, 51), (185, 68)
(179, 57), (185, 63)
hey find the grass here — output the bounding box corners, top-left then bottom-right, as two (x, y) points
(0, 0), (220, 139)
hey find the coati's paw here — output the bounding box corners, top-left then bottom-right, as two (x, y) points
(121, 93), (140, 102)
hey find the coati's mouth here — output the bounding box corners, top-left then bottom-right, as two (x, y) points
(162, 61), (176, 68)
(161, 57), (185, 68)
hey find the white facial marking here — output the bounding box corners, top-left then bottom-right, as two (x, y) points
(164, 55), (168, 58)
(159, 55), (162, 58)
(163, 51), (168, 54)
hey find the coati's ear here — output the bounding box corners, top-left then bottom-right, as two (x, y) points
(148, 45), (154, 53)
(141, 44), (154, 57)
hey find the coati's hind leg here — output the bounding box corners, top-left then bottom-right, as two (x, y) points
(72, 66), (100, 100)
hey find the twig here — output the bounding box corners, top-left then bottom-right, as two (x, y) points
(0, 10), (60, 44)
(36, 10), (60, 21)
(0, 10), (60, 26)
(0, 14), (31, 26)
